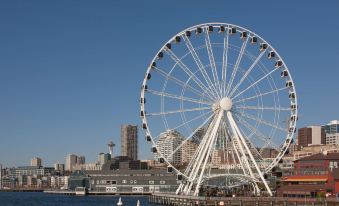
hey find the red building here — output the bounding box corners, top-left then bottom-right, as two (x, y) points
(277, 152), (339, 198)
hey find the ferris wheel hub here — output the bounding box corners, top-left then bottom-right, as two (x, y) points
(219, 97), (233, 111)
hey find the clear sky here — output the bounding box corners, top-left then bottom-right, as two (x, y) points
(0, 0), (338, 167)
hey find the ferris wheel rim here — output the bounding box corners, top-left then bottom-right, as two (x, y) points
(140, 22), (298, 178)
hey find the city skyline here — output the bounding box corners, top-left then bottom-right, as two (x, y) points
(1, 0), (339, 167)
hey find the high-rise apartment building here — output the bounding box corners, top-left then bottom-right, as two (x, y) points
(322, 120), (339, 145)
(31, 157), (42, 167)
(77, 156), (86, 165)
(121, 125), (138, 160)
(156, 130), (184, 166)
(182, 140), (198, 164)
(297, 126), (325, 147)
(65, 154), (78, 171)
(0, 164), (2, 190)
(54, 163), (65, 172)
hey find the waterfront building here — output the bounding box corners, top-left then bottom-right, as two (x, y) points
(51, 176), (69, 189)
(9, 166), (54, 178)
(68, 168), (179, 193)
(31, 157), (42, 167)
(297, 126), (325, 147)
(121, 125), (138, 160)
(54, 163), (65, 172)
(155, 130), (184, 166)
(278, 152), (339, 197)
(322, 120), (339, 145)
(98, 153), (111, 165)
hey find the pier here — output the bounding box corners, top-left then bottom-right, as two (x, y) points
(149, 193), (339, 206)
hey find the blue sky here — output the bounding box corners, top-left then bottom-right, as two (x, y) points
(0, 0), (338, 167)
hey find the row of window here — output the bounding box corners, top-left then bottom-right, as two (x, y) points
(93, 179), (166, 185)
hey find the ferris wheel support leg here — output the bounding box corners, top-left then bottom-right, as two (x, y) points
(193, 110), (224, 196)
(185, 111), (222, 195)
(227, 111), (273, 196)
(226, 113), (260, 194)
(182, 113), (219, 195)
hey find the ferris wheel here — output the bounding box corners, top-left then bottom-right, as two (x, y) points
(140, 23), (297, 196)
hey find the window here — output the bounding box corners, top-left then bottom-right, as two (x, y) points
(122, 180), (127, 184)
(160, 181), (166, 184)
(149, 180), (154, 184)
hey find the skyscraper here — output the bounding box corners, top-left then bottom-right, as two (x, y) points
(65, 154), (78, 171)
(156, 130), (184, 166)
(297, 126), (325, 147)
(322, 120), (339, 145)
(31, 157), (42, 167)
(121, 125), (138, 160)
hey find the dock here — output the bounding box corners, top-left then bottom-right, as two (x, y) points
(149, 193), (339, 206)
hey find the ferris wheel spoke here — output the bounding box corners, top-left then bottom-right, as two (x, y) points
(225, 37), (249, 96)
(235, 106), (290, 111)
(229, 51), (266, 97)
(233, 86), (287, 104)
(152, 66), (212, 101)
(238, 111), (285, 133)
(164, 49), (219, 100)
(147, 89), (212, 106)
(235, 114), (280, 151)
(204, 28), (221, 97)
(221, 27), (229, 97)
(166, 112), (214, 161)
(146, 106), (211, 116)
(237, 125), (263, 160)
(182, 35), (219, 97)
(232, 67), (279, 99)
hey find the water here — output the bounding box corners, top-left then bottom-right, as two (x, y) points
(0, 192), (157, 206)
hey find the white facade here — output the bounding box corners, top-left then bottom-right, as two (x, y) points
(155, 130), (184, 165)
(65, 154), (77, 171)
(309, 126), (322, 146)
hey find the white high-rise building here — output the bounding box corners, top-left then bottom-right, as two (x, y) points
(155, 130), (184, 166)
(323, 120), (339, 145)
(31, 157), (42, 167)
(65, 154), (78, 171)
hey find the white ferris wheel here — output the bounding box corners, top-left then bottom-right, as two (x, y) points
(140, 23), (298, 196)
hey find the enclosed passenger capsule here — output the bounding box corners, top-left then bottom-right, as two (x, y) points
(275, 60), (283, 68)
(229, 27), (236, 35)
(268, 51), (276, 59)
(219, 26), (226, 33)
(260, 43), (268, 51)
(142, 123), (147, 129)
(281, 70), (288, 78)
(151, 62), (156, 69)
(167, 166), (173, 173)
(175, 36), (181, 43)
(250, 36), (257, 44)
(185, 30), (191, 37)
(286, 81), (293, 88)
(146, 73), (151, 80)
(196, 27), (202, 34)
(159, 157), (165, 163)
(208, 26), (213, 32)
(146, 135), (151, 142)
(177, 174), (183, 181)
(166, 43), (171, 50)
(151, 147), (157, 153)
(158, 52), (164, 59)
(240, 31), (247, 39)
(289, 92), (296, 99)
